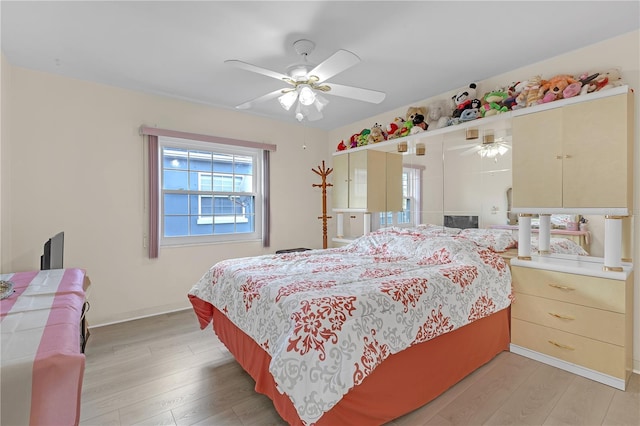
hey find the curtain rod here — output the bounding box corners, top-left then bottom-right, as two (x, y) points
(140, 126), (277, 152)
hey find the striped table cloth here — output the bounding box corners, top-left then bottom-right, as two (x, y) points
(1, 268), (87, 426)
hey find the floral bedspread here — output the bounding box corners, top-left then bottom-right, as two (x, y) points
(188, 226), (512, 425)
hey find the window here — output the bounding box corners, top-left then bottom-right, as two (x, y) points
(378, 167), (422, 228)
(159, 137), (262, 245)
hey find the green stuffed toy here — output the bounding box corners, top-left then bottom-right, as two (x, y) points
(480, 91), (509, 117)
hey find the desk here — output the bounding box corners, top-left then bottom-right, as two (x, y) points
(489, 225), (590, 252)
(1, 268), (87, 426)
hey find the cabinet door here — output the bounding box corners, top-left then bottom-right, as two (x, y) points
(563, 93), (631, 208)
(348, 150), (369, 209)
(386, 153), (403, 212)
(512, 107), (563, 208)
(332, 153), (349, 209)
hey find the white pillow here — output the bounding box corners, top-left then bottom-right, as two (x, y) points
(458, 228), (518, 252)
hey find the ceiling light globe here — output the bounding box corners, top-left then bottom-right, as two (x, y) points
(278, 91), (298, 111)
(298, 85), (316, 106)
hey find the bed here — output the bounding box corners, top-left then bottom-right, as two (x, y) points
(188, 226), (514, 425)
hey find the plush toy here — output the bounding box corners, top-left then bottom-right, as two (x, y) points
(451, 83), (478, 118)
(501, 82), (520, 110)
(538, 74), (578, 103)
(562, 82), (582, 99)
(409, 114), (428, 135)
(595, 68), (624, 91)
(398, 120), (414, 138)
(367, 124), (386, 144)
(425, 99), (452, 129)
(481, 90), (509, 113)
(406, 106), (427, 123)
(459, 108), (479, 121)
(336, 140), (348, 151)
(577, 71), (600, 95)
(357, 128), (371, 146)
(522, 75), (545, 107)
(510, 80), (530, 110)
(387, 117), (406, 139)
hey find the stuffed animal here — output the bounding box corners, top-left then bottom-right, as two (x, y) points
(386, 117), (406, 139)
(336, 140), (348, 151)
(459, 108), (479, 121)
(538, 74), (578, 103)
(367, 124), (386, 144)
(425, 99), (452, 129)
(409, 114), (428, 135)
(510, 80), (530, 110)
(595, 68), (624, 91)
(523, 75), (545, 107)
(562, 82), (582, 99)
(406, 106), (427, 123)
(451, 83), (478, 118)
(481, 90), (509, 113)
(398, 120), (414, 138)
(501, 82), (520, 110)
(357, 128), (371, 146)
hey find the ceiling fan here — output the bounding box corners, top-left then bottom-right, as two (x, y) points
(448, 134), (512, 159)
(225, 39), (386, 122)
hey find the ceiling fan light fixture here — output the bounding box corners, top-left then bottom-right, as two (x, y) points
(294, 103), (304, 122)
(313, 93), (329, 112)
(298, 85), (316, 106)
(477, 143), (508, 158)
(278, 90), (298, 110)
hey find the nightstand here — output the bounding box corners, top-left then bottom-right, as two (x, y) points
(509, 256), (633, 390)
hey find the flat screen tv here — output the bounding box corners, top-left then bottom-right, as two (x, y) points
(41, 232), (64, 270)
(444, 215), (479, 230)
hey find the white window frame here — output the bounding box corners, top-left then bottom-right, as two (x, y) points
(159, 136), (262, 246)
(375, 166), (422, 229)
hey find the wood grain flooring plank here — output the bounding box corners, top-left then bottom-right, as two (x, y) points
(79, 309), (639, 426)
(602, 373), (640, 426)
(484, 363), (575, 426)
(543, 375), (615, 426)
(434, 352), (538, 425)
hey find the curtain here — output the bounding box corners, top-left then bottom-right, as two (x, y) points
(141, 126), (276, 258)
(148, 135), (159, 258)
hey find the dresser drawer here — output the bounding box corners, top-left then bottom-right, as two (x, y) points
(511, 319), (626, 379)
(511, 292), (625, 345)
(511, 266), (626, 312)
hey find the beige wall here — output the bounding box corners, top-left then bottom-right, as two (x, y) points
(328, 29), (640, 371)
(1, 61), (329, 325)
(3, 30), (639, 370)
(0, 53), (10, 266)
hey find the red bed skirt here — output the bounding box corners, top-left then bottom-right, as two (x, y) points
(191, 296), (509, 425)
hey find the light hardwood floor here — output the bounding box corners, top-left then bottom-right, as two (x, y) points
(80, 310), (639, 426)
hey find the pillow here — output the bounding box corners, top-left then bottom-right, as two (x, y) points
(458, 228), (518, 252)
(532, 237), (589, 256)
(416, 224), (462, 236)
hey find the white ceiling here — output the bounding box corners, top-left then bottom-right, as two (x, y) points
(2, 1), (639, 131)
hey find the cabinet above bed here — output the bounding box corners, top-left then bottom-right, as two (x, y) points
(512, 89), (634, 214)
(330, 85), (633, 253)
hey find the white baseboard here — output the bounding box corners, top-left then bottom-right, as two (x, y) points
(510, 344), (627, 391)
(90, 306), (192, 329)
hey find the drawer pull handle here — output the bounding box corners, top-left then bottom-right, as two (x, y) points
(548, 312), (574, 320)
(548, 283), (575, 291)
(548, 340), (575, 350)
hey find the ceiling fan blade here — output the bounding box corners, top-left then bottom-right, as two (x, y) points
(225, 60), (290, 82)
(447, 142), (481, 151)
(235, 89), (283, 109)
(309, 49), (361, 83)
(325, 83), (386, 104)
(460, 146), (482, 156)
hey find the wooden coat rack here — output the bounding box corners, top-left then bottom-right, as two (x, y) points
(312, 161), (333, 249)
